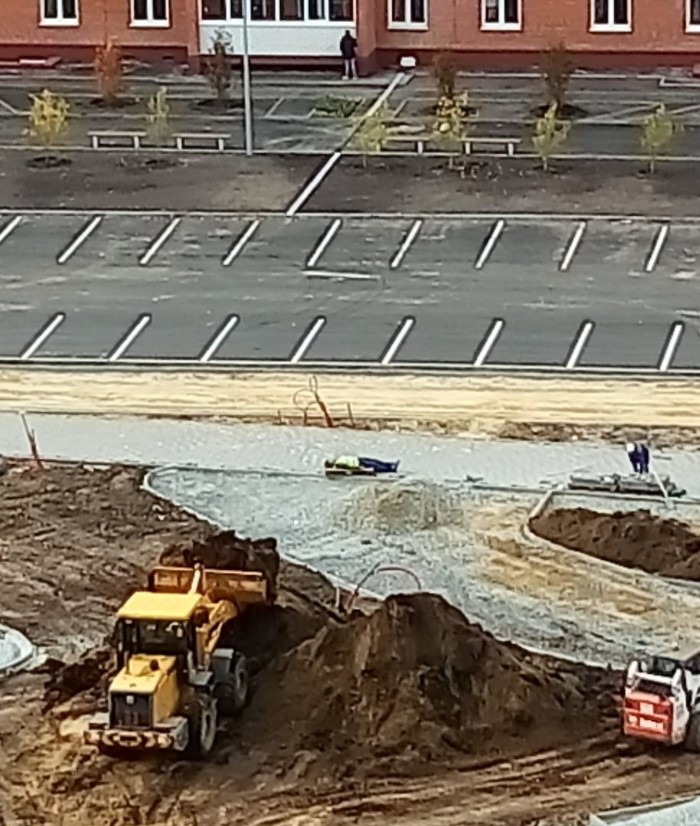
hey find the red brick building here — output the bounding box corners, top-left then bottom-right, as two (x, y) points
(2, 0), (700, 71)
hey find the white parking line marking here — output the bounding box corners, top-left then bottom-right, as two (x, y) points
(222, 219), (261, 266)
(473, 318), (505, 367)
(286, 151), (341, 218)
(0, 215), (23, 245)
(390, 219), (423, 270)
(307, 219), (342, 269)
(380, 316), (415, 365)
(645, 223), (670, 273)
(289, 316), (327, 364)
(475, 220), (505, 270)
(107, 314), (151, 361)
(305, 269), (378, 281)
(559, 221), (587, 272)
(20, 312), (66, 360)
(57, 215), (103, 265)
(139, 217), (181, 266)
(658, 321), (685, 372)
(263, 97), (284, 118)
(199, 314), (240, 363)
(565, 320), (595, 369)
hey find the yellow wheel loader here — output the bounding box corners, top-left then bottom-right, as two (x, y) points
(85, 563), (273, 758)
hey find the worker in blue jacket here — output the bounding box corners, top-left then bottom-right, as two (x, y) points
(626, 442), (650, 475)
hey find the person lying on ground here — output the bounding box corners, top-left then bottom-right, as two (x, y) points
(324, 456), (400, 474)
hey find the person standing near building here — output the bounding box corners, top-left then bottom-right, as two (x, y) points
(340, 30), (358, 80)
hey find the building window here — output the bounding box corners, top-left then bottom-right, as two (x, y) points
(389, 0), (426, 28)
(41, 0), (79, 25)
(481, 0), (520, 30)
(200, 0), (352, 20)
(591, 0), (630, 30)
(131, 0), (170, 26)
(687, 0), (700, 30)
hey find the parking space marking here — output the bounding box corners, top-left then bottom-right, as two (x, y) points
(199, 314), (240, 363)
(644, 223), (670, 273)
(305, 269), (377, 281)
(475, 220), (505, 270)
(20, 313), (66, 360)
(56, 215), (103, 265)
(263, 97), (284, 118)
(139, 218), (182, 266)
(389, 219), (423, 270)
(658, 321), (685, 372)
(286, 151), (341, 218)
(559, 221), (587, 272)
(380, 316), (416, 365)
(0, 214), (23, 246)
(306, 219), (342, 269)
(564, 320), (595, 369)
(473, 318), (505, 366)
(289, 316), (327, 363)
(108, 314), (152, 361)
(222, 219), (261, 266)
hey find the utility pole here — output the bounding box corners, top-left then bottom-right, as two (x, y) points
(241, 0), (254, 156)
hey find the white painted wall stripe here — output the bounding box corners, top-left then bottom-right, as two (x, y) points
(390, 219), (423, 270)
(380, 316), (415, 365)
(139, 217), (181, 266)
(307, 219), (342, 269)
(289, 316), (326, 364)
(658, 321), (684, 372)
(108, 314), (151, 361)
(199, 314), (240, 363)
(475, 220), (505, 270)
(57, 215), (103, 265)
(20, 312), (66, 360)
(565, 320), (595, 369)
(645, 223), (669, 273)
(222, 219), (261, 267)
(559, 221), (587, 272)
(473, 318), (504, 367)
(286, 152), (341, 218)
(0, 215), (22, 246)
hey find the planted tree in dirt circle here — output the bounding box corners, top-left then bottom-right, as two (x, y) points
(641, 104), (682, 174)
(146, 87), (172, 147)
(352, 104), (390, 168)
(532, 101), (570, 172)
(26, 89), (70, 155)
(204, 31), (234, 105)
(539, 42), (575, 116)
(95, 39), (125, 107)
(432, 94), (468, 170)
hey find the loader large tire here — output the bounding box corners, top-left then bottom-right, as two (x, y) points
(214, 653), (249, 717)
(185, 693), (218, 759)
(685, 712), (700, 752)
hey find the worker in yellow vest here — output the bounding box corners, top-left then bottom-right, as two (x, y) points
(325, 455), (399, 474)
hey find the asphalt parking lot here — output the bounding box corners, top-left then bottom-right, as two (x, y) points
(2, 209), (699, 372)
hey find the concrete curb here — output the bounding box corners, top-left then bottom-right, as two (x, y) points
(589, 794), (700, 824)
(0, 624), (35, 678)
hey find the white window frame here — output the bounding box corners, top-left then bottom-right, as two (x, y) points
(388, 0), (428, 31)
(687, 0), (700, 32)
(590, 0), (631, 32)
(40, 0), (79, 27)
(480, 0), (521, 31)
(199, 0), (353, 22)
(131, 0), (170, 27)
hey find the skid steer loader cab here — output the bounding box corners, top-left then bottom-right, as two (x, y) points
(623, 647), (700, 748)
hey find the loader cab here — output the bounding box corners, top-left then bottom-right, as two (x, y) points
(113, 591), (202, 670)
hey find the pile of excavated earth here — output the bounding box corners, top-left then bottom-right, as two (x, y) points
(3, 462), (700, 826)
(531, 507), (700, 580)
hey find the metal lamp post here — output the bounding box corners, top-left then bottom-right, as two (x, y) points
(242, 0), (254, 155)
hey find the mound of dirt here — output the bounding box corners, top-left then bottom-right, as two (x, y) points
(244, 593), (614, 775)
(531, 507), (700, 580)
(334, 482), (466, 534)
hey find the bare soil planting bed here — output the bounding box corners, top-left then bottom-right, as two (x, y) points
(0, 149), (317, 211)
(6, 461), (700, 826)
(307, 156), (700, 216)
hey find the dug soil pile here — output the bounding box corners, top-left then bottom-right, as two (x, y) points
(531, 507), (700, 580)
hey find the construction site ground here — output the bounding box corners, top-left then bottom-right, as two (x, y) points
(3, 421), (700, 824)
